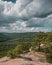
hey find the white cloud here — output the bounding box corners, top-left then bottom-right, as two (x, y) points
(21, 22), (27, 27)
(0, 27), (8, 32)
(3, 1), (14, 15)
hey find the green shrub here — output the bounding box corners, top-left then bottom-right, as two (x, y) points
(7, 45), (23, 58)
(7, 43), (31, 58)
(13, 45), (23, 55)
(44, 44), (52, 63)
(46, 53), (52, 63)
(7, 49), (17, 58)
(21, 43), (31, 53)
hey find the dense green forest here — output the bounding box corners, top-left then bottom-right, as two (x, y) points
(0, 32), (37, 57)
(0, 32), (52, 63)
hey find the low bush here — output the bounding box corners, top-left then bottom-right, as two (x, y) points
(7, 43), (30, 58)
(7, 45), (23, 58)
(46, 53), (52, 63)
(44, 44), (52, 63)
(7, 49), (17, 58)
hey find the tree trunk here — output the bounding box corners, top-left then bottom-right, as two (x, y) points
(38, 43), (41, 51)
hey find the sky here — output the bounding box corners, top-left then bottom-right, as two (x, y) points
(0, 0), (52, 33)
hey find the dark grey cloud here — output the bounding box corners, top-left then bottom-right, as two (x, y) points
(26, 18), (44, 27)
(26, 16), (52, 27)
(0, 0), (33, 26)
(0, 0), (15, 26)
(20, 0), (52, 19)
(2, 0), (16, 3)
(0, 0), (52, 32)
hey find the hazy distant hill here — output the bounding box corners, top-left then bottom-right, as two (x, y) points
(0, 32), (37, 42)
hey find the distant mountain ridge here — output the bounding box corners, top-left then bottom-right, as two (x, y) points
(0, 32), (37, 42)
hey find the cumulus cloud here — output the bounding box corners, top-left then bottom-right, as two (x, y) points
(0, 27), (9, 32)
(19, 0), (52, 19)
(0, 0), (52, 32)
(26, 15), (52, 27)
(0, 0), (15, 26)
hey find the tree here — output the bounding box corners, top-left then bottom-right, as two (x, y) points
(35, 32), (47, 51)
